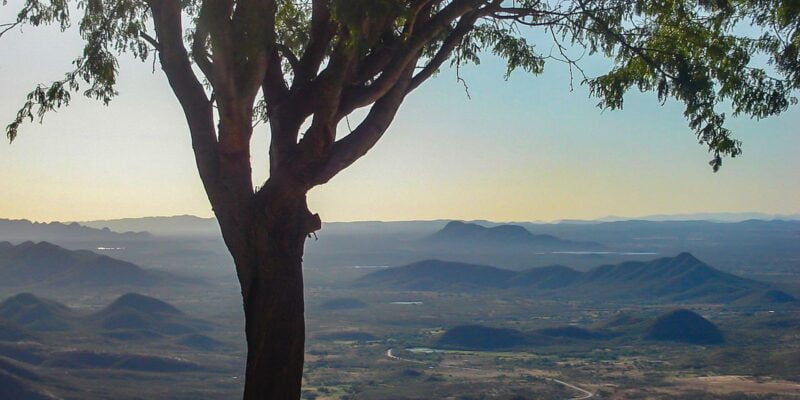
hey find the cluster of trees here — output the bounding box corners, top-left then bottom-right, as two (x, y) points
(2, 0), (798, 398)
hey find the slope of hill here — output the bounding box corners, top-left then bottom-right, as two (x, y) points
(645, 309), (724, 344)
(426, 221), (602, 250)
(595, 313), (647, 331)
(176, 334), (224, 351)
(575, 252), (764, 301)
(732, 289), (800, 307)
(0, 356), (57, 400)
(105, 293), (182, 315)
(506, 265), (582, 289)
(319, 298), (367, 310)
(356, 259), (518, 291)
(0, 294), (75, 332)
(42, 350), (205, 372)
(0, 319), (32, 342)
(0, 242), (172, 288)
(0, 219), (151, 242)
(357, 254), (796, 305)
(0, 369), (57, 400)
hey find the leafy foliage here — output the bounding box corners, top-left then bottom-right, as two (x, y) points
(2, 0), (149, 140)
(2, 0), (798, 170)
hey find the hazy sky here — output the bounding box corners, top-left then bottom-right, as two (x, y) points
(1, 12), (798, 223)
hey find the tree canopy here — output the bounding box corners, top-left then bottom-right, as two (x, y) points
(3, 0), (798, 173)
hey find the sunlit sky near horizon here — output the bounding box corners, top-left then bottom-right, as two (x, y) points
(0, 9), (798, 223)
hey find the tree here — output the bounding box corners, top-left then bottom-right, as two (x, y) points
(1, 0), (796, 398)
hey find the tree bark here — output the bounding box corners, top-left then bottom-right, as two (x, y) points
(241, 258), (305, 400)
(234, 183), (319, 400)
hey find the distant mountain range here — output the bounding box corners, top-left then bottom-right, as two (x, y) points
(425, 221), (603, 250)
(79, 215), (219, 237)
(594, 212), (800, 223)
(20, 215), (799, 279)
(356, 253), (797, 305)
(0, 241), (194, 288)
(0, 219), (151, 242)
(70, 212), (800, 239)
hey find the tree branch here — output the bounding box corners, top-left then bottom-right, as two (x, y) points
(190, 2), (214, 83)
(294, 0), (334, 84)
(408, 8), (487, 92)
(275, 43), (300, 72)
(336, 0), (488, 119)
(139, 30), (161, 49)
(146, 0), (216, 164)
(312, 65), (417, 186)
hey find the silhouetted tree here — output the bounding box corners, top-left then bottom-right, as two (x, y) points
(2, 1), (797, 398)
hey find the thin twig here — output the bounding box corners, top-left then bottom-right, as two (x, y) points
(139, 30), (161, 50)
(0, 21), (21, 38)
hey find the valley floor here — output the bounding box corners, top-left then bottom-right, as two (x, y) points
(1, 238), (799, 400)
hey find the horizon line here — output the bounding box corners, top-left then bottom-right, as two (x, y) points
(4, 210), (800, 225)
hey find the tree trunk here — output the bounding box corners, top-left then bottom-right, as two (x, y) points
(241, 259), (305, 400)
(236, 184), (318, 400)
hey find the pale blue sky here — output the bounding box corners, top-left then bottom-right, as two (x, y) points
(0, 10), (798, 222)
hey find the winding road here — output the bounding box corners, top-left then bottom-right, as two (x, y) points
(385, 348), (594, 399)
(386, 348), (425, 364)
(549, 377), (594, 399)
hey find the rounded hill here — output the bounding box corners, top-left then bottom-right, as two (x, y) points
(106, 293), (182, 315)
(645, 309), (724, 345)
(437, 325), (532, 350)
(0, 293), (74, 332)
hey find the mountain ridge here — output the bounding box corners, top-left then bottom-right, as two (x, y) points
(425, 221), (603, 250)
(357, 254), (795, 305)
(0, 219), (151, 242)
(79, 215), (219, 237)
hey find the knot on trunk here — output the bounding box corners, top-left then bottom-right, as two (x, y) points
(304, 212), (322, 236)
(254, 176), (321, 238)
